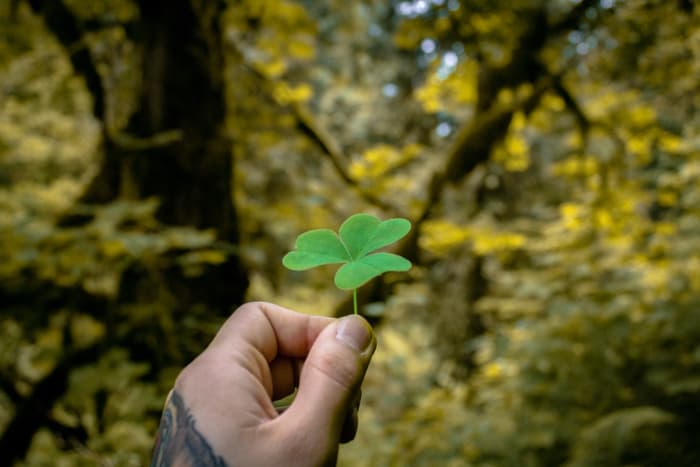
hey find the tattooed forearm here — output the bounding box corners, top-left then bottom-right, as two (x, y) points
(151, 390), (228, 467)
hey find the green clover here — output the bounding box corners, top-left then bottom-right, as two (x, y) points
(282, 213), (413, 314)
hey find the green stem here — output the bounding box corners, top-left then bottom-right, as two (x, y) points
(353, 289), (358, 315)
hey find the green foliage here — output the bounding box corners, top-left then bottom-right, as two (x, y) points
(283, 213), (412, 290)
(283, 213), (412, 313)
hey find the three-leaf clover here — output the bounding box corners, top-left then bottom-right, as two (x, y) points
(282, 213), (413, 314)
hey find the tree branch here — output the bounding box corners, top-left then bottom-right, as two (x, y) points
(292, 103), (351, 184)
(227, 40), (398, 214)
(27, 0), (105, 120)
(677, 0), (694, 14)
(0, 340), (103, 465)
(0, 373), (22, 404)
(550, 0), (600, 34)
(430, 80), (549, 217)
(551, 75), (589, 133)
(293, 101), (397, 213)
(550, 73), (597, 179)
(416, 0), (598, 232)
(45, 418), (89, 447)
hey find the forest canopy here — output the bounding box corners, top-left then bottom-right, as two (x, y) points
(1, 0), (699, 465)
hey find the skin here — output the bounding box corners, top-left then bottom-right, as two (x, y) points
(151, 302), (376, 467)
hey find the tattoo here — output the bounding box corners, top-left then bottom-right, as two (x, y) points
(151, 390), (228, 467)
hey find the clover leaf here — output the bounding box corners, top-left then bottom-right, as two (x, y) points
(282, 213), (412, 314)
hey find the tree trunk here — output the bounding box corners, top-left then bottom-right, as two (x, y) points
(31, 0), (248, 308)
(117, 0), (248, 308)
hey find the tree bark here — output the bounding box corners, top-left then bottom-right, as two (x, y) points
(117, 0), (248, 308)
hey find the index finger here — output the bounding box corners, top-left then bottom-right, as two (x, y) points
(210, 302), (334, 362)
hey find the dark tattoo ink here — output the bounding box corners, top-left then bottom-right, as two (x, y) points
(151, 390), (228, 467)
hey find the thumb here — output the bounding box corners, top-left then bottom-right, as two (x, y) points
(282, 315), (376, 443)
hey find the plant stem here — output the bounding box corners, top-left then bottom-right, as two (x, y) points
(353, 289), (358, 315)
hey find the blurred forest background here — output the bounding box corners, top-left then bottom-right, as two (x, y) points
(1, 0), (700, 465)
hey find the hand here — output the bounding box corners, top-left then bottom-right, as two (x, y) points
(151, 302), (376, 467)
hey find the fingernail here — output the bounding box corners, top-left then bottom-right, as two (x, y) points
(335, 315), (373, 353)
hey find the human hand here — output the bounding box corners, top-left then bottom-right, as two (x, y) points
(151, 302), (376, 467)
